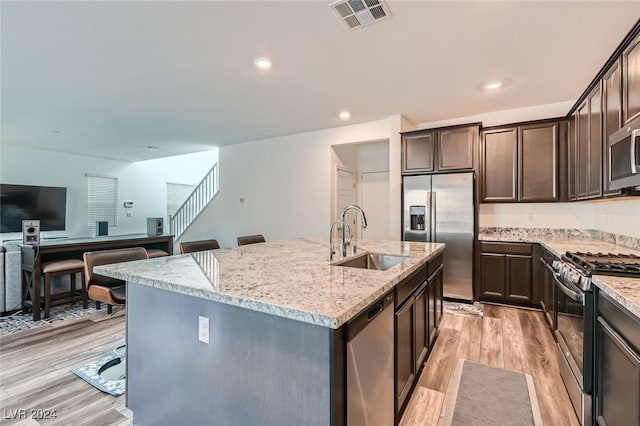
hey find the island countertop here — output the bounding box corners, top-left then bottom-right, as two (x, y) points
(95, 238), (445, 329)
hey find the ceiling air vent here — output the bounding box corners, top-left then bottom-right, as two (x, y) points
(329, 0), (390, 31)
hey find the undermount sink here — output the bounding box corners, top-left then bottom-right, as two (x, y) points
(333, 252), (409, 271)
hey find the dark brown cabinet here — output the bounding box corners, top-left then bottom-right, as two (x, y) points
(403, 132), (435, 173)
(480, 128), (518, 202)
(480, 253), (507, 298)
(623, 33), (640, 124)
(438, 126), (476, 171)
(394, 257), (443, 419)
(481, 121), (562, 203)
(518, 123), (559, 201)
(594, 291), (640, 426)
(414, 283), (428, 371)
(395, 299), (415, 413)
(603, 59), (623, 196)
(430, 266), (443, 344)
(402, 125), (479, 175)
(568, 114), (577, 200)
(575, 85), (603, 199)
(479, 242), (534, 306)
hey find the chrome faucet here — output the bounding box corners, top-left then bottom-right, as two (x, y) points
(339, 205), (367, 258)
(329, 221), (352, 261)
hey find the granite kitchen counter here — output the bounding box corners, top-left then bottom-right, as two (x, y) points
(95, 237), (444, 329)
(480, 230), (640, 320)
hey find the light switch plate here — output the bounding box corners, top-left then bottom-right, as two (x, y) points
(198, 316), (209, 344)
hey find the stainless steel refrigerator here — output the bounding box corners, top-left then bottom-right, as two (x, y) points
(402, 172), (475, 302)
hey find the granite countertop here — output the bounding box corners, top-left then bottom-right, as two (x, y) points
(95, 238), (445, 329)
(480, 231), (640, 320)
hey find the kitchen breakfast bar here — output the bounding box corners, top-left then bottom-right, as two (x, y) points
(96, 238), (445, 426)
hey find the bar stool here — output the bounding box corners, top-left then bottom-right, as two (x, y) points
(41, 259), (88, 319)
(146, 249), (169, 258)
(237, 234), (266, 246)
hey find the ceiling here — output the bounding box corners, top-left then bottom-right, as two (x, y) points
(1, 1), (639, 162)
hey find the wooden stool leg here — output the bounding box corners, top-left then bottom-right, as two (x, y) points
(70, 272), (77, 295)
(44, 273), (51, 319)
(80, 273), (88, 309)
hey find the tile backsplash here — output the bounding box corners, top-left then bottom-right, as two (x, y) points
(479, 198), (640, 239)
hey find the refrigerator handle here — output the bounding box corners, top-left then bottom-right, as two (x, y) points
(430, 192), (436, 242)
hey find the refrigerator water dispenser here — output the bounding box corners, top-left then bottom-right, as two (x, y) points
(409, 206), (426, 230)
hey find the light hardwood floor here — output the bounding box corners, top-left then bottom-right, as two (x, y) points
(401, 304), (580, 426)
(0, 304), (578, 425)
(0, 311), (131, 425)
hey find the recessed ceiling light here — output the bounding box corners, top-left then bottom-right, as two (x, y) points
(339, 111), (351, 120)
(254, 57), (273, 70)
(484, 81), (502, 90)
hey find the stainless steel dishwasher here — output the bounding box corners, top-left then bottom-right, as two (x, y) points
(347, 291), (394, 426)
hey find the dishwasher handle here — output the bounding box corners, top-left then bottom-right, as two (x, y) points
(367, 302), (384, 321)
(347, 292), (394, 341)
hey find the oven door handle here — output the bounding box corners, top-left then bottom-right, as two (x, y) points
(631, 132), (639, 174)
(540, 257), (584, 303)
(553, 273), (584, 304)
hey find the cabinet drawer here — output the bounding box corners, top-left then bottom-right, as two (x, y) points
(598, 290), (640, 354)
(396, 264), (427, 308)
(427, 253), (443, 277)
(480, 241), (532, 255)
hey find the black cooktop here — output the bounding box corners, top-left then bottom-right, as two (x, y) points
(563, 251), (640, 277)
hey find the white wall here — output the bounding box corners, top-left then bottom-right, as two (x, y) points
(591, 198), (640, 238)
(180, 119), (391, 248)
(0, 145), (217, 241)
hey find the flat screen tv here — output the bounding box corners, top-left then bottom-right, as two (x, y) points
(0, 184), (67, 232)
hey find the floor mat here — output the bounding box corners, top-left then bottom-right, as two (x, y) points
(440, 360), (542, 425)
(71, 345), (126, 397)
(443, 300), (483, 319)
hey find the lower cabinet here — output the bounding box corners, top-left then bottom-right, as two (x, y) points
(594, 291), (640, 426)
(395, 258), (443, 419)
(395, 299), (415, 414)
(479, 242), (534, 305)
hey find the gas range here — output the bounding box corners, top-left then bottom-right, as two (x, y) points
(562, 252), (640, 278)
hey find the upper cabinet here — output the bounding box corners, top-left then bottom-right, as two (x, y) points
(481, 121), (562, 203)
(480, 128), (518, 202)
(403, 132), (435, 173)
(402, 124), (479, 175)
(573, 85), (603, 200)
(623, 32), (640, 124)
(519, 123), (559, 202)
(603, 59), (623, 196)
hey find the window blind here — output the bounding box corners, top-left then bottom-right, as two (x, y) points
(87, 175), (118, 227)
(167, 182), (195, 220)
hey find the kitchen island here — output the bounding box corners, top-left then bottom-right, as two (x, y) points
(96, 238), (445, 426)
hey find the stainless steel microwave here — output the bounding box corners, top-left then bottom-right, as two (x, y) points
(609, 115), (640, 190)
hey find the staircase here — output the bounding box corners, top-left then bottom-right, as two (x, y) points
(170, 163), (219, 240)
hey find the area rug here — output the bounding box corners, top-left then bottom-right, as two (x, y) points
(439, 360), (542, 426)
(0, 301), (102, 335)
(71, 346), (126, 396)
(443, 301), (483, 319)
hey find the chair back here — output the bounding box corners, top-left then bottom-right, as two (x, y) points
(83, 247), (149, 289)
(179, 239), (220, 254)
(237, 234), (266, 246)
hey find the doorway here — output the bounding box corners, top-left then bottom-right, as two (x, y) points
(359, 171), (390, 241)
